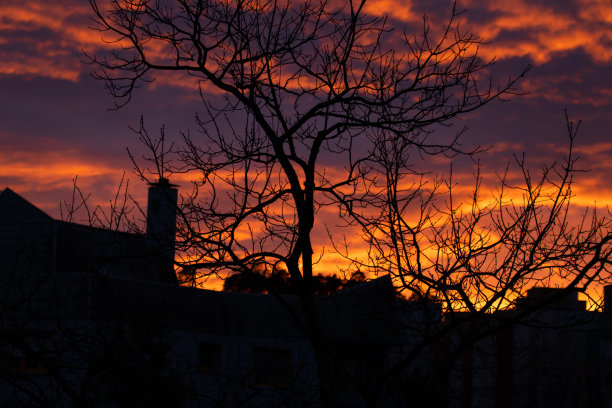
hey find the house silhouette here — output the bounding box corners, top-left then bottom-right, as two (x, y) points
(2, 184), (612, 407)
(0, 182), (177, 283)
(0, 184), (415, 407)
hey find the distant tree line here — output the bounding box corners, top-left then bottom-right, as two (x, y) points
(223, 267), (366, 296)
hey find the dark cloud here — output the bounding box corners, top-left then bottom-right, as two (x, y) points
(1, 0), (611, 219)
(0, 74), (202, 158)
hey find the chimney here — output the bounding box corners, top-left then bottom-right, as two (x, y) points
(146, 178), (178, 283)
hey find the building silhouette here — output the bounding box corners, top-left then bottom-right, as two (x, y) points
(0, 184), (415, 407)
(448, 288), (612, 408)
(1, 184), (612, 407)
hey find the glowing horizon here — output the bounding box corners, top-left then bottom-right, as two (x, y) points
(1, 0), (611, 307)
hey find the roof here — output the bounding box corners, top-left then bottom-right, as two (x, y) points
(0, 188), (53, 224)
(0, 187), (407, 341)
(0, 187), (174, 282)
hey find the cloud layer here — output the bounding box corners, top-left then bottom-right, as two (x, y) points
(1, 0), (611, 285)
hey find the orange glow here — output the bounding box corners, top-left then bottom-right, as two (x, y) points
(362, 0), (417, 23)
(358, 0), (612, 64)
(458, 0), (612, 64)
(2, 137), (609, 308)
(0, 151), (120, 183)
(1, 0), (611, 309)
(0, 59), (80, 81)
(0, 149), (135, 215)
(0, 4), (104, 81)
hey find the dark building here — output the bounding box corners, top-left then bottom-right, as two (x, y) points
(3, 185), (612, 407)
(0, 182), (178, 283)
(450, 288), (612, 408)
(0, 184), (415, 407)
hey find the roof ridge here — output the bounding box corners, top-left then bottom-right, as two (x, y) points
(0, 187), (54, 223)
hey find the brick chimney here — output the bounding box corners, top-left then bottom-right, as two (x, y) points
(146, 178), (178, 283)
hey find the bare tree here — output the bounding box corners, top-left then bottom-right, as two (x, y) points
(86, 0), (611, 405)
(349, 113), (612, 403)
(363, 115), (612, 312)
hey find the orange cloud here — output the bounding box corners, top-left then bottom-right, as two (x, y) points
(0, 2), (114, 81)
(457, 0), (612, 64)
(356, 0), (612, 65)
(3, 0), (611, 85)
(362, 0), (418, 23)
(0, 149), (139, 215)
(0, 56), (81, 81)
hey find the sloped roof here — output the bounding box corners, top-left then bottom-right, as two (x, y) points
(0, 187), (174, 283)
(0, 187), (405, 336)
(0, 188), (54, 224)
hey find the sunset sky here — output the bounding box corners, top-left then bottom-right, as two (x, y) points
(1, 0), (612, 287)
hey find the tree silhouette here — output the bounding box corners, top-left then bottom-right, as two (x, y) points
(223, 267), (365, 295)
(343, 115), (612, 400)
(86, 0), (612, 406)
